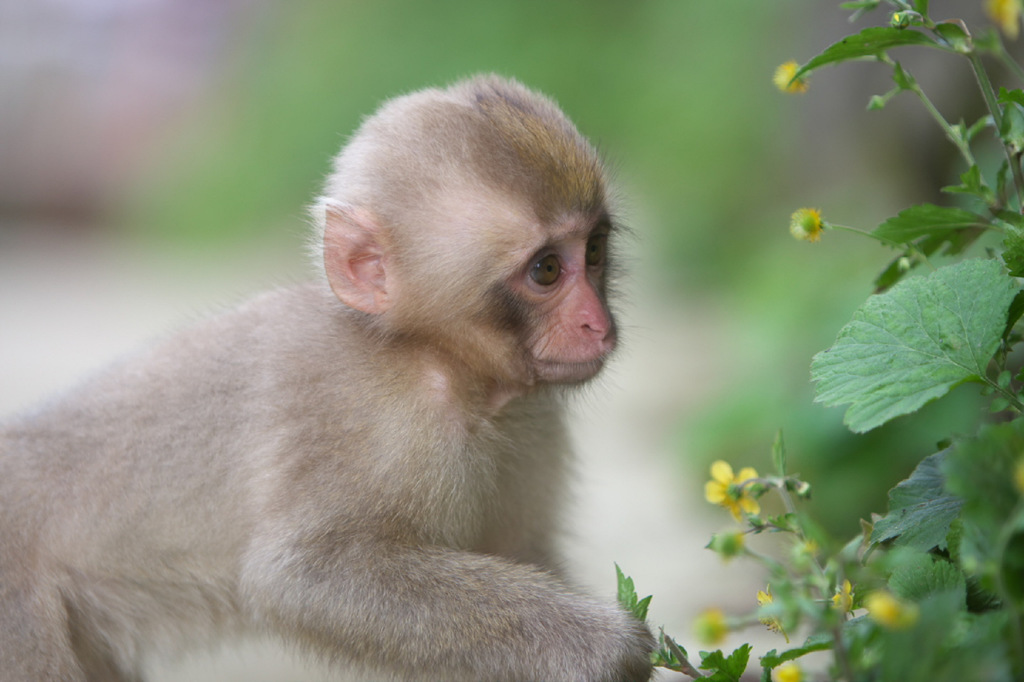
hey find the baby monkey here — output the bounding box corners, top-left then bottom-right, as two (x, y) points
(0, 74), (654, 682)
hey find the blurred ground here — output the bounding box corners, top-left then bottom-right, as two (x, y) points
(0, 223), (771, 681)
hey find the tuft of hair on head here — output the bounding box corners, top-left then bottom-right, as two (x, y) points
(453, 74), (606, 218)
(308, 74), (608, 283)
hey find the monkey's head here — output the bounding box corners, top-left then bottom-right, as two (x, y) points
(312, 75), (619, 395)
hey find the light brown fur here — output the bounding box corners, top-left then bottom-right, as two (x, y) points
(0, 74), (653, 682)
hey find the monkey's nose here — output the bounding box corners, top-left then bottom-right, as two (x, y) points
(580, 309), (612, 339)
(585, 324), (616, 354)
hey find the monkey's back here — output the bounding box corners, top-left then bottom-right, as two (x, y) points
(0, 282), (573, 667)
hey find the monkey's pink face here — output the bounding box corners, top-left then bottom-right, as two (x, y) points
(514, 221), (617, 384)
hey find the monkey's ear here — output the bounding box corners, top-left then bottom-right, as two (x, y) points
(322, 200), (391, 315)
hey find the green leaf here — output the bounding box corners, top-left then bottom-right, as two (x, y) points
(652, 629), (704, 678)
(873, 203), (988, 244)
(839, 0), (880, 9)
(871, 451), (963, 550)
(965, 114), (993, 143)
(759, 632), (832, 670)
(870, 203), (991, 292)
(1005, 291), (1024, 336)
(941, 166), (995, 204)
(943, 422), (1024, 588)
(999, 87), (1024, 108)
(949, 422), (1024, 511)
(888, 552), (966, 604)
(999, 89), (1024, 151)
(993, 215), (1024, 322)
(812, 259), (1017, 433)
(934, 21), (971, 53)
(891, 61), (915, 90)
(700, 645), (751, 682)
(634, 595), (651, 622)
(997, 159), (1013, 205)
(1000, 103), (1024, 153)
(652, 631), (682, 667)
(841, 0), (882, 22)
(873, 591), (987, 682)
(615, 564), (651, 622)
(873, 251), (918, 292)
(767, 513), (798, 533)
(874, 227), (989, 292)
(795, 27), (941, 81)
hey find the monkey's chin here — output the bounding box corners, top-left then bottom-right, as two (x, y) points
(533, 358), (606, 385)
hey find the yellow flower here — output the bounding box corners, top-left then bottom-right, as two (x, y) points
(693, 608), (729, 645)
(756, 585), (790, 643)
(987, 0), (1022, 39)
(832, 579), (854, 613)
(866, 590), (919, 629)
(790, 539), (819, 569)
(704, 460), (760, 521)
(1014, 459), (1024, 495)
(773, 61), (809, 94)
(789, 208), (824, 243)
(799, 539), (819, 555)
(774, 662), (804, 682)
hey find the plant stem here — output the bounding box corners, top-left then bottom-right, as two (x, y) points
(826, 223), (938, 270)
(968, 50), (1024, 210)
(658, 628), (705, 679)
(895, 65), (977, 168)
(775, 484), (829, 581)
(884, 0), (915, 13)
(986, 377), (1024, 412)
(875, 54), (965, 159)
(911, 84), (975, 166)
(831, 622), (857, 682)
(774, 482), (857, 682)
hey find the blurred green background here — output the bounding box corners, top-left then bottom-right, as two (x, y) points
(2, 0), (1013, 538)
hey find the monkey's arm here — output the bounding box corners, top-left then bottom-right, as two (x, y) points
(240, 533), (653, 682)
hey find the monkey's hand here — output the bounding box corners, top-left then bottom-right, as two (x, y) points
(242, 537), (654, 682)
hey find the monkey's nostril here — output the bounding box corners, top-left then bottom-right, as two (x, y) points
(582, 319), (611, 338)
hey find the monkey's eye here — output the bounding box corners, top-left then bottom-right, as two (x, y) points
(530, 254), (561, 286)
(585, 234), (607, 267)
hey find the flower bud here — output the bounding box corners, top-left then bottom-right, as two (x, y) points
(774, 662), (804, 682)
(693, 608), (729, 645)
(708, 531), (746, 560)
(866, 590), (918, 629)
(789, 208), (824, 243)
(773, 61), (809, 94)
(890, 12), (911, 28)
(832, 579), (854, 613)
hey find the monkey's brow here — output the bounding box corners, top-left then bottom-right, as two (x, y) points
(547, 211), (612, 241)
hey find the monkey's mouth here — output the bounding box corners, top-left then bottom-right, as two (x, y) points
(534, 357), (607, 384)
